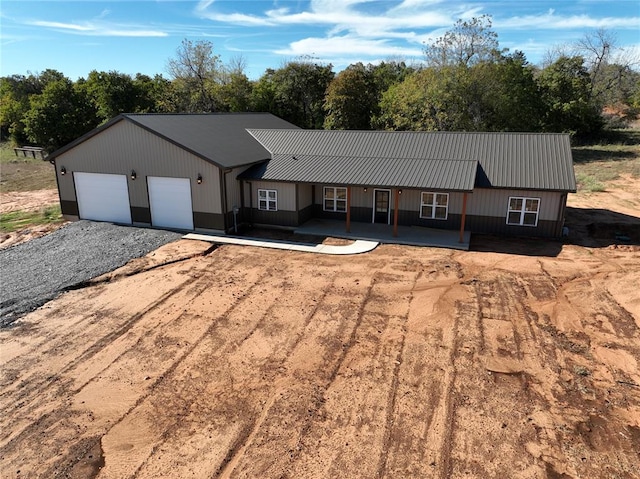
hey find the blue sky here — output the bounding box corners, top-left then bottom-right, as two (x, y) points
(1, 0), (639, 81)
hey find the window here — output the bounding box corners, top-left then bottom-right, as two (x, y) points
(323, 186), (347, 212)
(420, 192), (449, 220)
(507, 197), (540, 226)
(257, 189), (277, 211)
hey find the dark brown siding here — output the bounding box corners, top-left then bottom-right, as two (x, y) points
(249, 208), (299, 227)
(60, 200), (79, 216)
(194, 212), (225, 230)
(131, 207), (151, 224)
(465, 215), (560, 238)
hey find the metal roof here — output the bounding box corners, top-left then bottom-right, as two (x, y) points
(244, 129), (576, 192)
(240, 154), (478, 191)
(47, 113), (299, 169)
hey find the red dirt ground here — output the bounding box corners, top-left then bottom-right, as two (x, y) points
(0, 182), (638, 479)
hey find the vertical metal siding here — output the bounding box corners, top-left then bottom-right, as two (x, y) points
(467, 188), (562, 220)
(250, 181), (297, 211)
(54, 120), (222, 214)
(225, 166), (245, 212)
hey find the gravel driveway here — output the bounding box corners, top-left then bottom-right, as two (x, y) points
(0, 221), (182, 326)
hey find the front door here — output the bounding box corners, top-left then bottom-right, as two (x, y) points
(373, 189), (391, 224)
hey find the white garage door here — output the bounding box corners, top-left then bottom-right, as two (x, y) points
(148, 176), (194, 230)
(74, 172), (132, 224)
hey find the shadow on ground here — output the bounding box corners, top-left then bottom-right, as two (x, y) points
(468, 207), (639, 256)
(565, 207), (640, 247)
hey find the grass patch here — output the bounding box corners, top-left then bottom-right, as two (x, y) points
(572, 129), (640, 192)
(0, 205), (64, 233)
(575, 173), (606, 192)
(0, 141), (57, 192)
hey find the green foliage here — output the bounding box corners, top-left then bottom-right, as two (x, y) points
(575, 173), (606, 192)
(0, 71), (63, 143)
(0, 205), (63, 233)
(538, 56), (603, 136)
(167, 39), (222, 112)
(78, 70), (143, 121)
(324, 63), (377, 130)
(377, 53), (544, 132)
(23, 77), (99, 151)
(257, 60), (334, 129)
(323, 61), (414, 130)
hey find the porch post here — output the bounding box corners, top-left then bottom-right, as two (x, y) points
(346, 186), (351, 233)
(459, 192), (468, 243)
(393, 188), (399, 237)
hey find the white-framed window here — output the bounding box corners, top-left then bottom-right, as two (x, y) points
(323, 186), (347, 212)
(507, 196), (540, 226)
(420, 192), (449, 220)
(257, 189), (277, 211)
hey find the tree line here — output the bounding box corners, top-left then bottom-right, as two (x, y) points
(2, 16), (638, 152)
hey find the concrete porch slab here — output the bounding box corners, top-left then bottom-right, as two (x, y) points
(294, 218), (471, 250)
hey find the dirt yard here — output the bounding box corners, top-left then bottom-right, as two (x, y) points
(0, 189), (64, 250)
(1, 186), (639, 478)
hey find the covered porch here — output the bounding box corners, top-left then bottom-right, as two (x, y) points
(294, 218), (471, 250)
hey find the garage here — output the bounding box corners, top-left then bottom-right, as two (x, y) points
(74, 172), (132, 224)
(148, 176), (194, 230)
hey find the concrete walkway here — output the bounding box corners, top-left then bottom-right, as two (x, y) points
(184, 233), (378, 255)
(295, 219), (471, 250)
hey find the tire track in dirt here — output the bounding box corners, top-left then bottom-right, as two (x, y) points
(215, 269), (341, 479)
(1, 249), (260, 478)
(0, 265), (206, 452)
(374, 272), (419, 479)
(186, 268), (373, 478)
(98, 251), (335, 478)
(95, 267), (283, 478)
(278, 267), (419, 479)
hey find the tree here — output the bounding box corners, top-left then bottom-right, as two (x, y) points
(0, 70), (66, 143)
(376, 68), (461, 131)
(537, 56), (603, 135)
(257, 60), (334, 128)
(79, 70), (141, 121)
(167, 39), (222, 112)
(324, 63), (377, 129)
(215, 57), (253, 112)
(323, 61), (414, 130)
(23, 77), (99, 151)
(132, 73), (174, 113)
(424, 15), (502, 68)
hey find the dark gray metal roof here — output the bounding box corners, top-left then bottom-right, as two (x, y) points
(244, 129), (576, 192)
(47, 113), (299, 169)
(125, 113), (299, 168)
(240, 154), (478, 191)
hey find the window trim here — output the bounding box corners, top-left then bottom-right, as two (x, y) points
(420, 192), (449, 220)
(323, 186), (348, 213)
(257, 188), (278, 211)
(506, 196), (540, 227)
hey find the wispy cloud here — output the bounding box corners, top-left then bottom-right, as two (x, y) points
(26, 20), (168, 37)
(276, 35), (423, 57)
(496, 10), (640, 30)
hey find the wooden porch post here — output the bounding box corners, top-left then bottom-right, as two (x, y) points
(393, 188), (400, 237)
(459, 192), (468, 243)
(346, 186), (351, 233)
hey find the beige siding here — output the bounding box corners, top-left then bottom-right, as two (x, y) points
(466, 188), (562, 220)
(224, 166), (245, 212)
(55, 120), (222, 214)
(246, 181), (297, 211)
(313, 185), (466, 213)
(396, 189), (465, 214)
